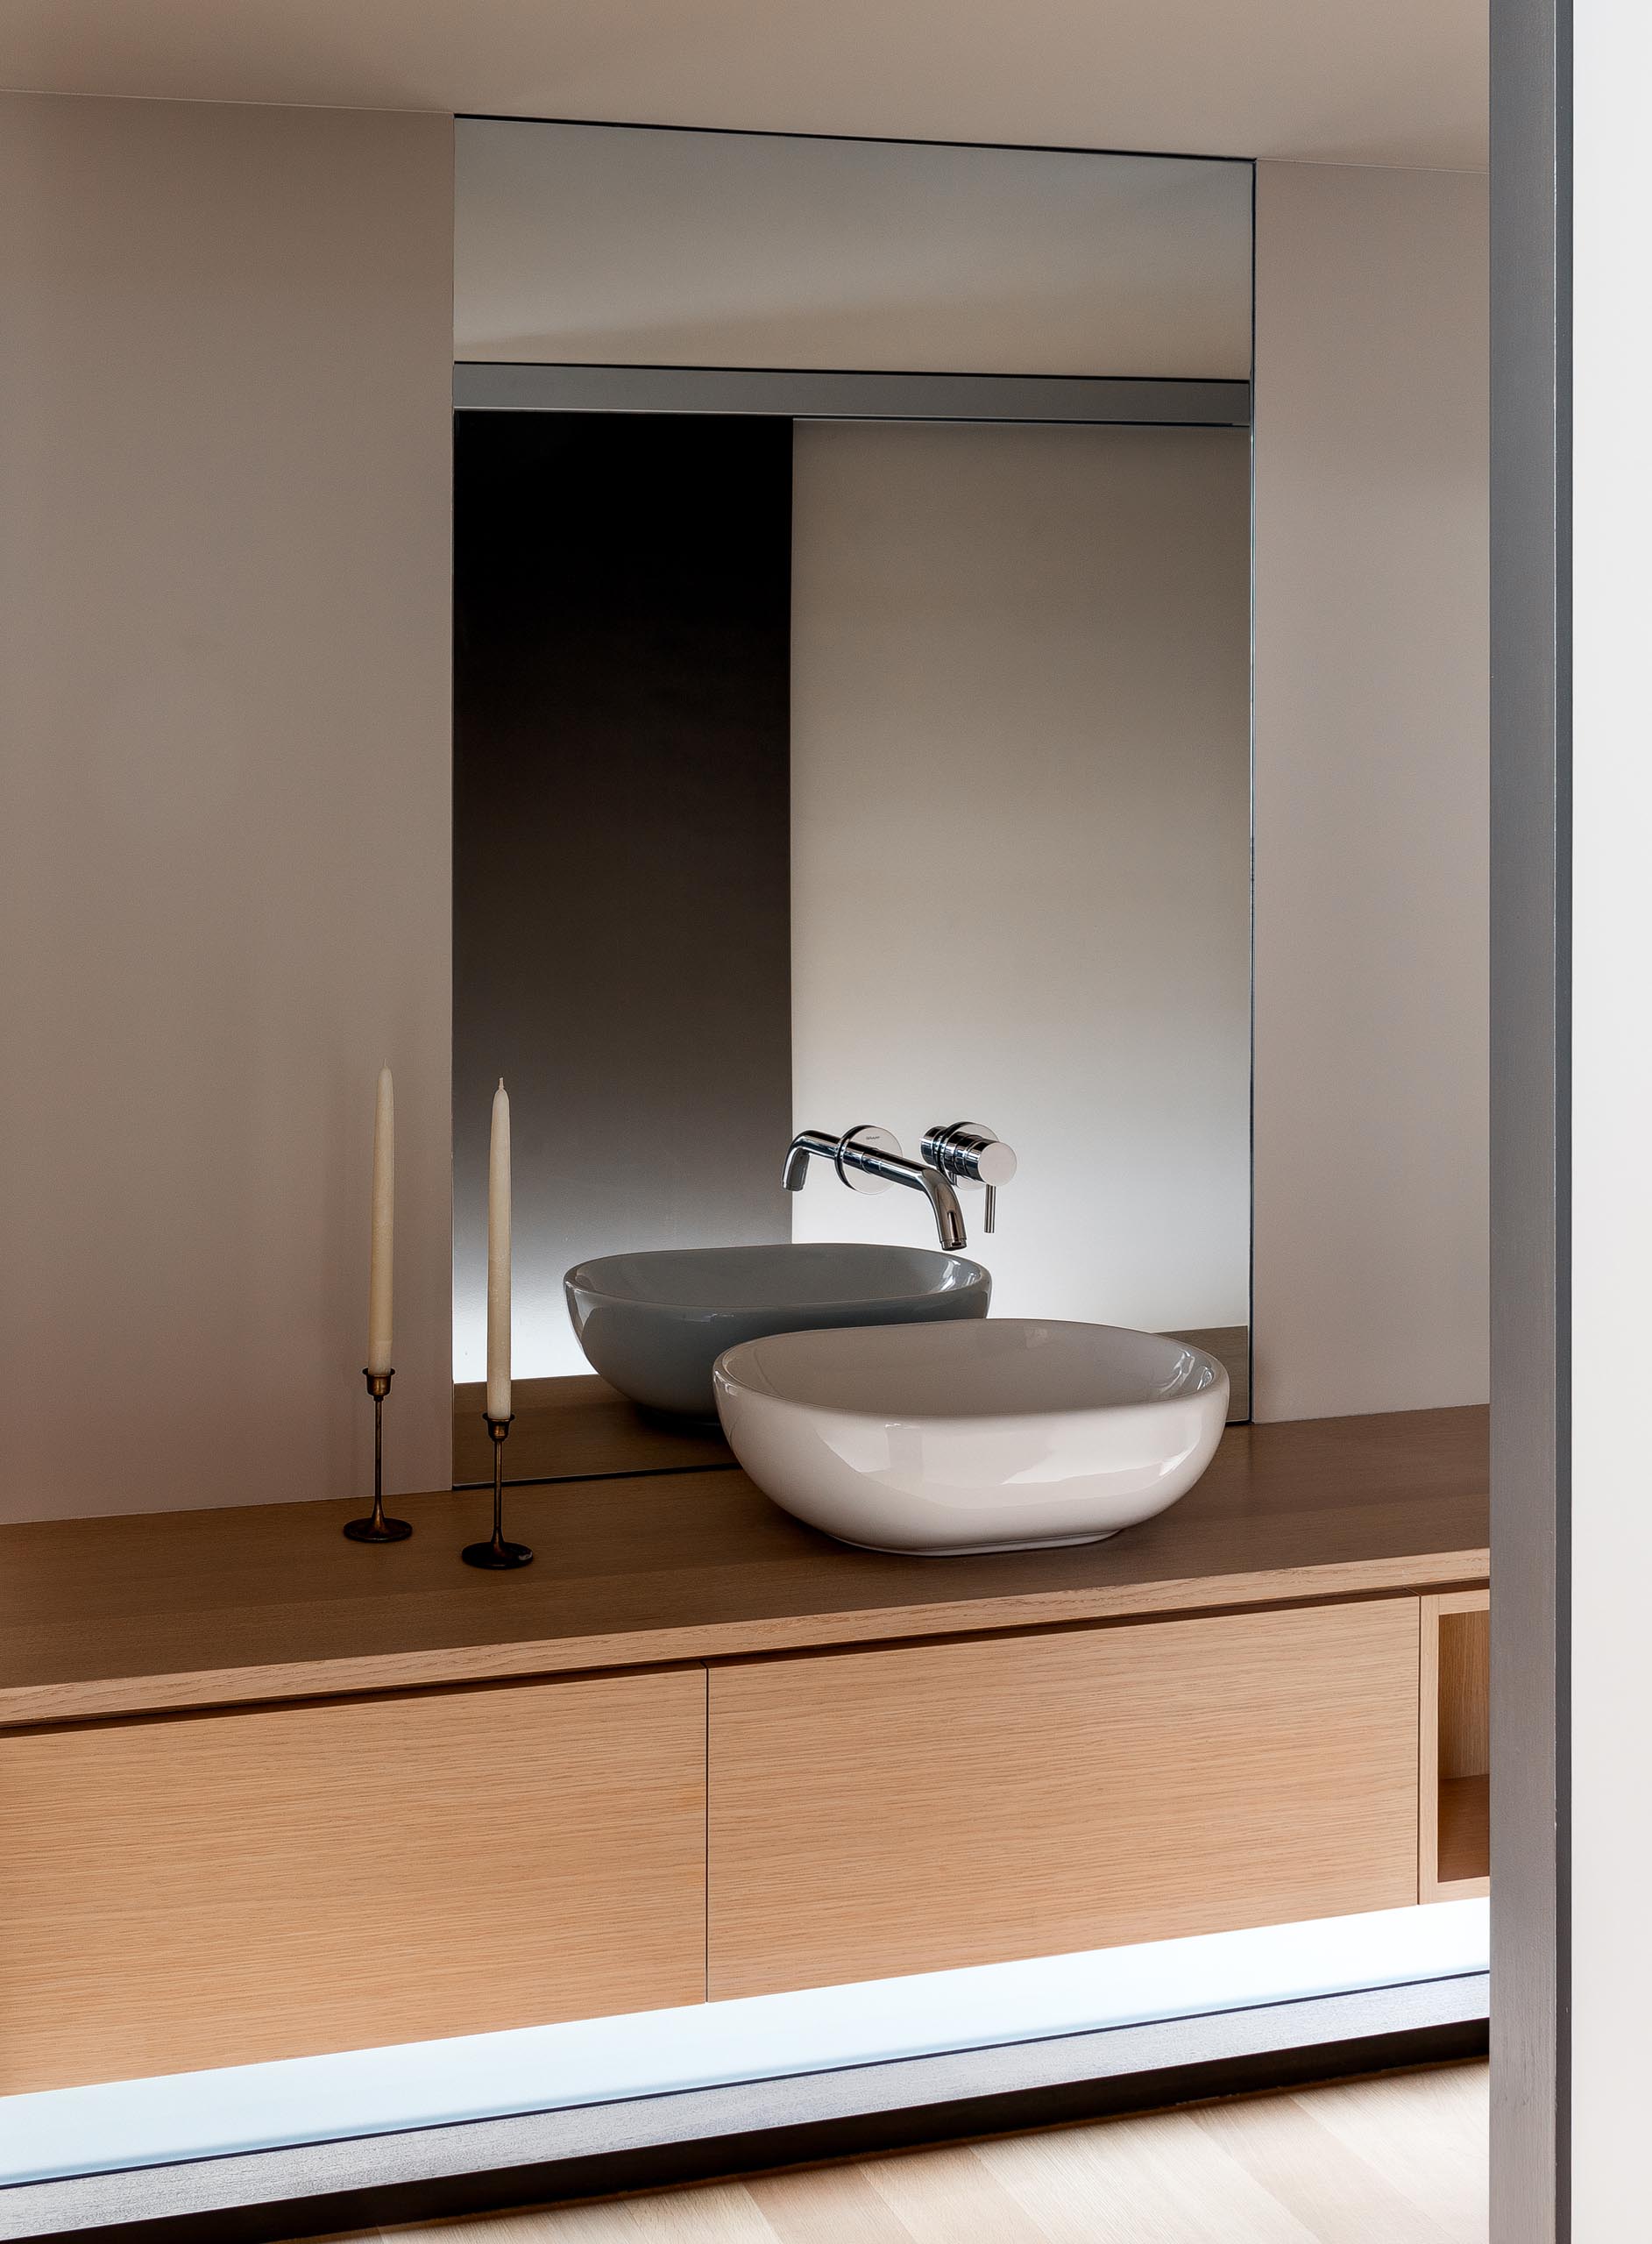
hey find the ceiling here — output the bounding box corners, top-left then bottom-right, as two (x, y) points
(0, 0), (1486, 171)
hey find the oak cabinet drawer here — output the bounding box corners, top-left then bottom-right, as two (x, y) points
(0, 1665), (707, 2091)
(708, 1601), (1420, 1999)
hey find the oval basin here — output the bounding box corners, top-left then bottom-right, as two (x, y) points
(712, 1317), (1228, 1554)
(564, 1243), (990, 1419)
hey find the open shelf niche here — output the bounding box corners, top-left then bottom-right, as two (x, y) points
(1420, 1587), (1490, 1899)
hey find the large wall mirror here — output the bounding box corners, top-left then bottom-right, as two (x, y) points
(450, 120), (1254, 1480)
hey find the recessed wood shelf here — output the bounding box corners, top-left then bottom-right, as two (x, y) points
(1420, 1588), (1490, 1899)
(1437, 1772), (1490, 1889)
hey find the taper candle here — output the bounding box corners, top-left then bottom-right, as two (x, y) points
(366, 1066), (394, 1377)
(486, 1078), (512, 1422)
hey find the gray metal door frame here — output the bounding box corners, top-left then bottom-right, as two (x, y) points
(1490, 0), (1570, 2236)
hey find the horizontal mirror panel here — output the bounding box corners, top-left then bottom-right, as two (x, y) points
(455, 118), (1252, 380)
(454, 363), (1253, 427)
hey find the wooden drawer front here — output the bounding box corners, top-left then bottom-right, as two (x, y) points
(0, 1667), (707, 2091)
(709, 1601), (1419, 1999)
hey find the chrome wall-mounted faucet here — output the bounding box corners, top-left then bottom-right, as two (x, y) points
(921, 1122), (1018, 1237)
(783, 1124), (968, 1251)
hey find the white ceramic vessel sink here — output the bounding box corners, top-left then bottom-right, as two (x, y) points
(713, 1318), (1228, 1555)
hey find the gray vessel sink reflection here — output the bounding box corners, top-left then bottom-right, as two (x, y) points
(564, 1242), (990, 1419)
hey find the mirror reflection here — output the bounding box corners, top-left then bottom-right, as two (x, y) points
(450, 123), (1254, 1470)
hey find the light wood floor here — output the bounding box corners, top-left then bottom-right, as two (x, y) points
(309, 2060), (1487, 2243)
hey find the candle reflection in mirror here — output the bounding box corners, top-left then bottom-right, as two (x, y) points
(346, 1065), (411, 1543)
(465, 1078), (532, 1569)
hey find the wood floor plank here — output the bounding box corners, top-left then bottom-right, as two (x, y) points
(1194, 2093), (1462, 2243)
(858, 2143), (1053, 2242)
(421, 2204), (639, 2240)
(744, 2161), (918, 2242)
(1286, 2068), (1489, 2242)
(617, 2179), (783, 2241)
(973, 2110), (1322, 2244)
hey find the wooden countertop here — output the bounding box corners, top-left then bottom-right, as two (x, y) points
(0, 1407), (1487, 1729)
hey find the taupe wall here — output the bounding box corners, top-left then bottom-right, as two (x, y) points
(1251, 160), (1490, 1421)
(0, 95), (455, 1520)
(0, 110), (1491, 1522)
(789, 421), (1252, 1333)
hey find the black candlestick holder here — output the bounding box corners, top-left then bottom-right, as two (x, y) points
(344, 1368), (413, 1543)
(462, 1413), (533, 1569)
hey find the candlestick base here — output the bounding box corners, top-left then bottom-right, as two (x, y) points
(462, 1412), (533, 1569)
(344, 1367), (413, 1543)
(345, 1514), (414, 1544)
(460, 1536), (534, 1568)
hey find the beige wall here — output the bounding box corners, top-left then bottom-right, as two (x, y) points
(1251, 161), (1489, 1421)
(789, 421), (1252, 1333)
(0, 96), (455, 1520)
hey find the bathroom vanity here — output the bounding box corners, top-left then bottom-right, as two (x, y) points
(0, 1407), (1487, 2095)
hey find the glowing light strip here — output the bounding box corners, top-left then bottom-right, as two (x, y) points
(0, 1900), (1486, 2187)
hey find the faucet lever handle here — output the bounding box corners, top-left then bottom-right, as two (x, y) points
(922, 1123), (1017, 1234)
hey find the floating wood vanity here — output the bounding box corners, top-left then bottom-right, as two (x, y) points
(0, 1406), (1488, 2094)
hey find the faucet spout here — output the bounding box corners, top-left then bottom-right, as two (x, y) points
(917, 1168), (968, 1252)
(783, 1129), (836, 1192)
(783, 1126), (968, 1250)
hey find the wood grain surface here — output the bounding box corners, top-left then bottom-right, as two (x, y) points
(1420, 1587), (1491, 1900)
(0, 1406), (1487, 1728)
(453, 1375), (734, 1487)
(707, 1598), (1422, 1998)
(1438, 1604), (1490, 1780)
(1437, 1774), (1491, 1890)
(0, 1666), (707, 2091)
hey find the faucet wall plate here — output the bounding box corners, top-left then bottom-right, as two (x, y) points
(836, 1124), (904, 1196)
